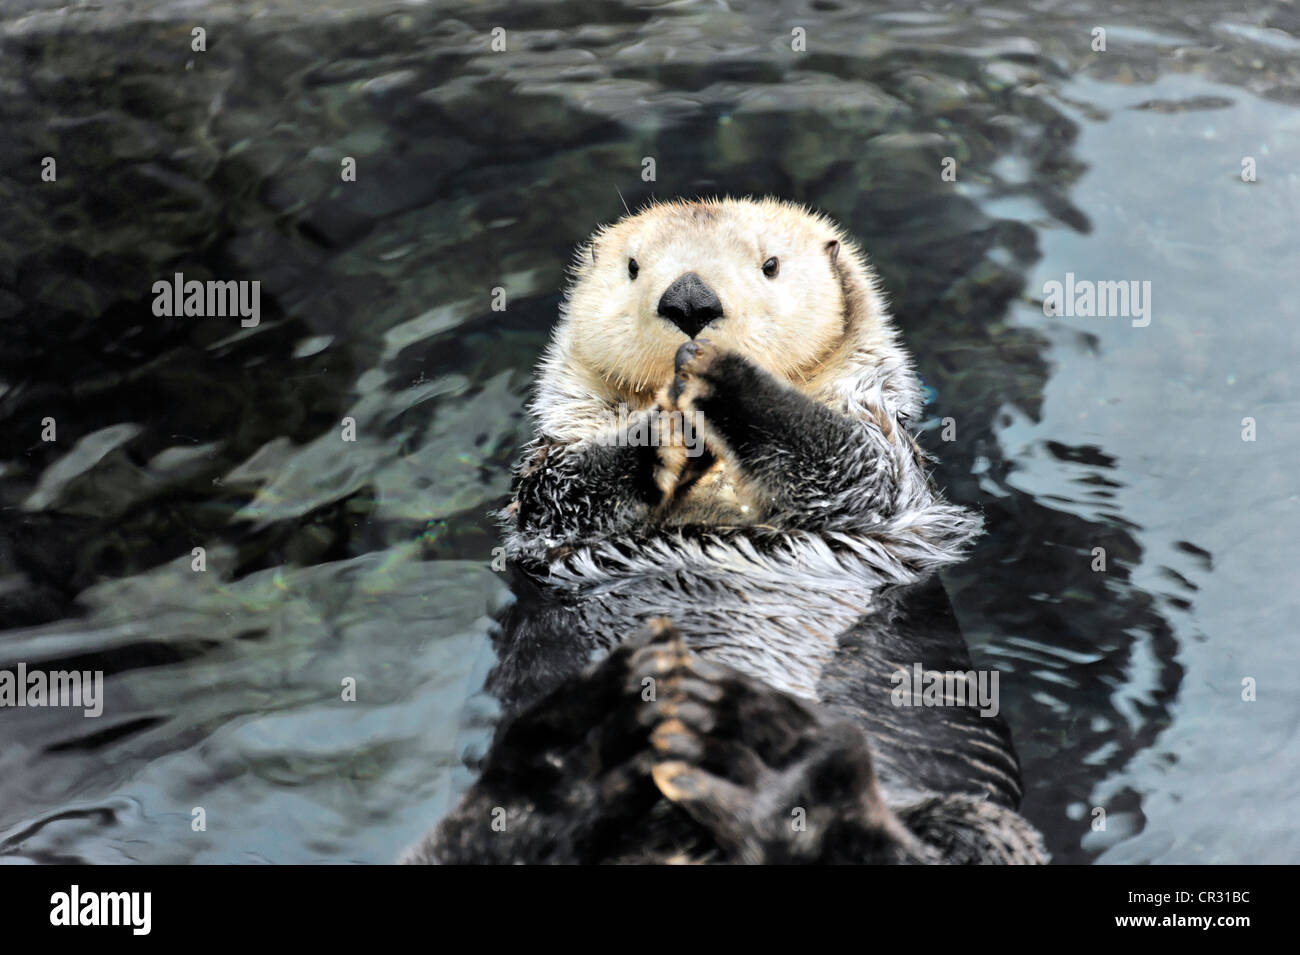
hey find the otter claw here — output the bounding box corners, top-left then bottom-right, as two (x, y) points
(674, 339), (703, 373)
(670, 339), (711, 404)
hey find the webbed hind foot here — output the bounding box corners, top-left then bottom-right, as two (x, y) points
(630, 621), (932, 864)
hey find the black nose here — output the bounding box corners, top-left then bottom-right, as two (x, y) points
(657, 272), (723, 338)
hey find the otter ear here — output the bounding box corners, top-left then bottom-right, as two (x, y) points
(825, 239), (840, 266)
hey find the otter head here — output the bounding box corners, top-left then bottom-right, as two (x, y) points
(536, 197), (920, 439)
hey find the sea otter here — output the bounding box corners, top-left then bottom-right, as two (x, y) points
(405, 197), (1047, 864)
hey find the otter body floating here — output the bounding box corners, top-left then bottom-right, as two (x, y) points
(406, 198), (1047, 865)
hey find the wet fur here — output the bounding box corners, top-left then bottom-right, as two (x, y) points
(406, 198), (1047, 865)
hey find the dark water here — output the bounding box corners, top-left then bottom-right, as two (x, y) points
(1, 0), (1297, 863)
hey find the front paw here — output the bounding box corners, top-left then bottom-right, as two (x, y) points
(666, 338), (718, 412)
(648, 342), (722, 501)
(659, 340), (771, 458)
(650, 413), (690, 501)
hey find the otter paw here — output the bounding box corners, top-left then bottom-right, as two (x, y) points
(651, 341), (727, 503)
(625, 628), (818, 862)
(648, 411), (690, 500)
(666, 338), (718, 411)
(624, 624), (927, 864)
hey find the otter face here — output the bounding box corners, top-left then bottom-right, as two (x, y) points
(562, 198), (861, 397)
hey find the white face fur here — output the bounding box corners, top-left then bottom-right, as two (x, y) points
(561, 198), (855, 399)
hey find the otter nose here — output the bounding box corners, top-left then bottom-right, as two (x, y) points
(657, 272), (723, 339)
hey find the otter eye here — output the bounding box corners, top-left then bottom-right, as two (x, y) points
(628, 258), (639, 280)
(762, 256), (779, 278)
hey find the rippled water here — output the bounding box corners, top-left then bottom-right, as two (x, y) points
(1, 0), (1297, 864)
